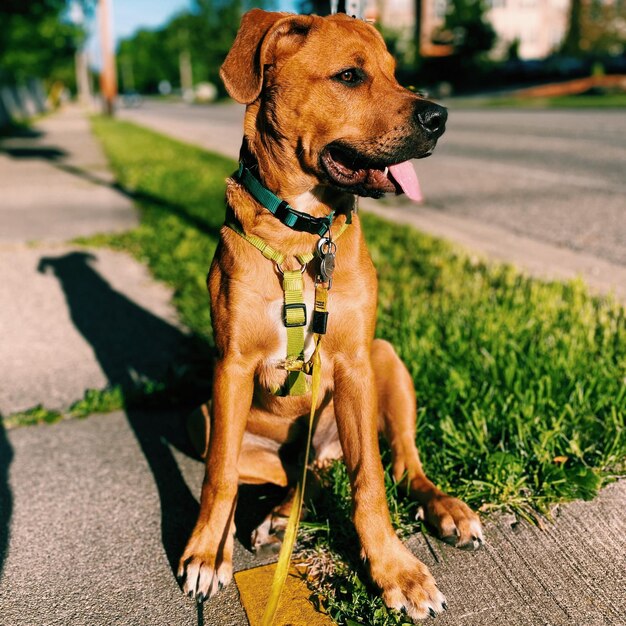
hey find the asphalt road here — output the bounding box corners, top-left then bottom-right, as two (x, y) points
(120, 100), (626, 268)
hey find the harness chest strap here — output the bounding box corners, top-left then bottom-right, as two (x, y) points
(225, 217), (350, 396)
(282, 269), (309, 395)
(227, 220), (315, 267)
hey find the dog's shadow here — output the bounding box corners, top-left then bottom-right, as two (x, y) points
(38, 251), (205, 571)
(0, 421), (13, 580)
(38, 251), (284, 574)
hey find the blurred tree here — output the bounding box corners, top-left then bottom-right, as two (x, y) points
(118, 29), (178, 94)
(439, 0), (496, 59)
(118, 0), (275, 95)
(0, 1), (90, 87)
(578, 0), (626, 57)
(421, 0), (495, 90)
(299, 1), (331, 14)
(414, 0), (423, 58)
(507, 37), (520, 62)
(561, 0), (626, 58)
(561, 0), (583, 56)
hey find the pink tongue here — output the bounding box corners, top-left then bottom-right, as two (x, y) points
(388, 161), (423, 203)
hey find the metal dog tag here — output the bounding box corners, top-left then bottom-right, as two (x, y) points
(316, 238), (337, 283)
(320, 253), (335, 282)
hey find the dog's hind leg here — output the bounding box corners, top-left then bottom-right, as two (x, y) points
(187, 402), (293, 486)
(372, 339), (484, 550)
(249, 457), (331, 553)
(250, 487), (296, 554)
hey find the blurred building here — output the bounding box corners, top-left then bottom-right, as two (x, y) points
(365, 0), (573, 60)
(483, 0), (570, 59)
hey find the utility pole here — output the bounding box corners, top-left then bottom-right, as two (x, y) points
(98, 0), (117, 115)
(75, 49), (92, 105)
(70, 1), (91, 106)
(179, 49), (193, 101)
(414, 0), (423, 61)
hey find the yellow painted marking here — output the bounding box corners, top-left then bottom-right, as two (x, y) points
(235, 563), (336, 626)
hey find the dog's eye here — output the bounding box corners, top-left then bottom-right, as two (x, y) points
(333, 68), (364, 86)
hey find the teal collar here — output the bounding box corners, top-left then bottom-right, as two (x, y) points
(236, 163), (334, 237)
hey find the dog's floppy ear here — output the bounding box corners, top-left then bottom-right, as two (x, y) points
(220, 9), (314, 104)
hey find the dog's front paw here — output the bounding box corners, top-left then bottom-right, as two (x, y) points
(371, 550), (447, 621)
(178, 526), (233, 601)
(421, 493), (483, 550)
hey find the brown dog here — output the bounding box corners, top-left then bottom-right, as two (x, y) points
(178, 9), (483, 621)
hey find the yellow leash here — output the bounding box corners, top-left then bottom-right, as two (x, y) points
(261, 287), (327, 626)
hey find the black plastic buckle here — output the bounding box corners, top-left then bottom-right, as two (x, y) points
(274, 200), (291, 223)
(283, 303), (307, 327)
(292, 212), (331, 236)
(312, 310), (328, 334)
(273, 202), (331, 236)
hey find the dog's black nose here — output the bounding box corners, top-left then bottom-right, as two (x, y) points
(415, 102), (447, 138)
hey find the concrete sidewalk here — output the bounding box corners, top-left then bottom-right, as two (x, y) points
(1, 411), (624, 626)
(0, 107), (188, 415)
(0, 105), (137, 242)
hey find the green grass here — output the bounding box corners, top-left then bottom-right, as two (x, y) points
(89, 117), (626, 626)
(2, 405), (64, 428)
(1, 388), (124, 429)
(2, 381), (169, 429)
(452, 92), (626, 109)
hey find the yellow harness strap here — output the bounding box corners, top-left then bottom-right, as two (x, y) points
(227, 221), (314, 266)
(282, 269), (309, 395)
(225, 217), (349, 397)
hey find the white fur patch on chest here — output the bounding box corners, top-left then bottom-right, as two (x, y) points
(290, 191), (319, 213)
(266, 294), (316, 364)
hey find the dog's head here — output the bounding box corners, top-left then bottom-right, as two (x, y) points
(221, 9), (447, 202)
